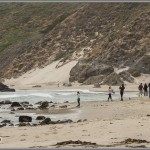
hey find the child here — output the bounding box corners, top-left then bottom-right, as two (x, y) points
(77, 91), (80, 107)
(108, 86), (113, 101)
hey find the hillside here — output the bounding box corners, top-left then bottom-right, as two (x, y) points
(0, 3), (150, 85)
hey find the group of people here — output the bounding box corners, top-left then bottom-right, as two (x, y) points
(107, 84), (125, 101)
(76, 83), (150, 107)
(138, 83), (150, 97)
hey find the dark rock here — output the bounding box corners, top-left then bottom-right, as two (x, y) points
(77, 119), (82, 123)
(83, 119), (87, 122)
(19, 116), (32, 122)
(36, 116), (46, 120)
(40, 118), (51, 125)
(0, 82), (15, 92)
(1, 120), (11, 124)
(64, 101), (69, 103)
(11, 102), (22, 107)
(39, 101), (49, 109)
(0, 123), (6, 128)
(17, 107), (24, 110)
(0, 101), (4, 105)
(49, 101), (53, 103)
(11, 108), (15, 111)
(19, 122), (31, 126)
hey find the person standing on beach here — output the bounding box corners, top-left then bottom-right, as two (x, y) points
(149, 83), (150, 98)
(108, 86), (113, 101)
(77, 91), (80, 107)
(119, 84), (125, 101)
(144, 83), (148, 96)
(138, 83), (143, 97)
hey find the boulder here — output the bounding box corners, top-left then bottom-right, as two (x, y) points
(59, 119), (73, 123)
(0, 123), (6, 128)
(39, 101), (49, 109)
(4, 100), (12, 104)
(1, 120), (11, 124)
(40, 118), (51, 125)
(19, 116), (32, 122)
(0, 82), (15, 92)
(11, 102), (22, 107)
(36, 116), (46, 120)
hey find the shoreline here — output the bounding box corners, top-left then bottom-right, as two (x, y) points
(0, 97), (150, 148)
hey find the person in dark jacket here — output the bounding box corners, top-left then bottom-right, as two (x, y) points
(119, 84), (125, 101)
(144, 83), (148, 96)
(149, 83), (150, 98)
(138, 83), (143, 97)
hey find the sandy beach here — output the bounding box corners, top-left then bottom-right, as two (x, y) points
(0, 96), (150, 148)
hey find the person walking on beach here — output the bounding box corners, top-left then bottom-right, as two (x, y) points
(138, 83), (143, 97)
(144, 83), (148, 96)
(77, 91), (80, 107)
(108, 86), (113, 101)
(119, 84), (125, 101)
(149, 83), (150, 98)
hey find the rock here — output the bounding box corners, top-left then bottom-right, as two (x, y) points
(40, 118), (51, 125)
(1, 120), (11, 124)
(59, 119), (73, 123)
(70, 61), (114, 83)
(17, 107), (24, 110)
(49, 101), (53, 103)
(50, 105), (55, 108)
(0, 123), (6, 128)
(35, 101), (42, 105)
(0, 82), (15, 92)
(77, 119), (82, 123)
(59, 105), (67, 108)
(63, 83), (72, 87)
(39, 101), (49, 109)
(119, 71), (134, 83)
(19, 116), (32, 122)
(103, 72), (124, 86)
(19, 122), (31, 127)
(0, 101), (5, 105)
(20, 101), (29, 105)
(36, 116), (46, 120)
(83, 75), (104, 85)
(11, 108), (15, 111)
(64, 101), (69, 103)
(11, 102), (22, 107)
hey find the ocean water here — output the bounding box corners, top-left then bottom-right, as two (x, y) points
(0, 89), (138, 104)
(0, 89), (138, 125)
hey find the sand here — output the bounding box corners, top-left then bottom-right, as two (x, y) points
(1, 96), (150, 148)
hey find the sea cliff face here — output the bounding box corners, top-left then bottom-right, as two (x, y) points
(0, 3), (150, 85)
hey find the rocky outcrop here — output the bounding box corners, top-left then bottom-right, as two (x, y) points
(19, 116), (32, 122)
(103, 72), (124, 86)
(40, 118), (51, 125)
(119, 71), (134, 83)
(70, 61), (114, 83)
(0, 83), (15, 92)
